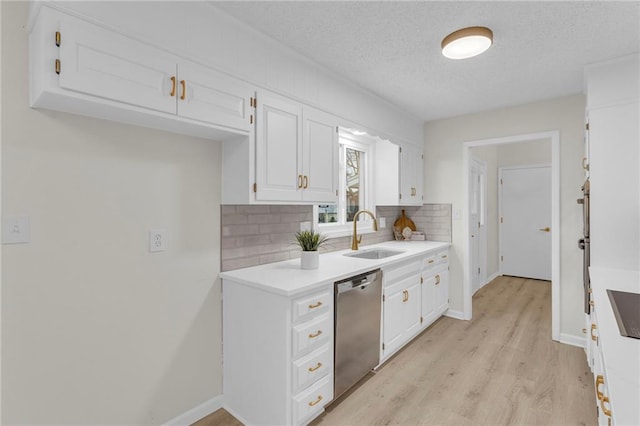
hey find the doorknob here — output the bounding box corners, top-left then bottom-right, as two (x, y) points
(539, 227), (551, 232)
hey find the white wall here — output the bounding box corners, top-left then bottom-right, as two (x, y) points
(424, 94), (586, 340)
(47, 1), (423, 146)
(2, 2), (222, 423)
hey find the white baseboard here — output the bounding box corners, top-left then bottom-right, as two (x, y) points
(444, 309), (466, 320)
(164, 394), (224, 426)
(559, 333), (586, 348)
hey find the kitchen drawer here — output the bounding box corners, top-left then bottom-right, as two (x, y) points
(292, 345), (331, 393)
(292, 313), (331, 358)
(383, 259), (421, 285)
(436, 250), (449, 265)
(293, 375), (333, 426)
(292, 289), (331, 323)
(422, 253), (437, 270)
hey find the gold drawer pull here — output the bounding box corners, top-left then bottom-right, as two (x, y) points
(600, 396), (612, 417)
(308, 330), (322, 339)
(595, 375), (605, 401)
(308, 395), (323, 407)
(441, 254), (447, 259)
(591, 323), (598, 343)
(435, 274), (441, 285)
(428, 259), (434, 264)
(298, 174), (303, 189)
(308, 362), (322, 372)
(303, 175), (309, 189)
(308, 301), (323, 309)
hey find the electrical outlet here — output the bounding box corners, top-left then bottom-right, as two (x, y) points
(2, 215), (31, 244)
(148, 229), (167, 252)
(299, 221), (311, 232)
(379, 217), (386, 229)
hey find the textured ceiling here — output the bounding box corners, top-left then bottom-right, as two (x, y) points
(212, 1), (640, 122)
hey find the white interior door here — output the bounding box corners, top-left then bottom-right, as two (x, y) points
(470, 157), (487, 293)
(500, 165), (551, 280)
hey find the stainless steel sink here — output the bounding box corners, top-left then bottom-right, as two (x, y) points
(344, 249), (405, 260)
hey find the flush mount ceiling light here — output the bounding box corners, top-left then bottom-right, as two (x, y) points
(441, 26), (493, 59)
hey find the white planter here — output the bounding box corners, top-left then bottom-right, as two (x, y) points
(300, 251), (319, 270)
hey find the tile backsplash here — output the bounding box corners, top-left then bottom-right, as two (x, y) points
(221, 204), (452, 271)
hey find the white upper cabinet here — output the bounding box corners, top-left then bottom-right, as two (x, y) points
(302, 107), (339, 203)
(254, 90), (338, 203)
(375, 139), (424, 206)
(400, 144), (424, 205)
(255, 91), (303, 201)
(58, 16), (177, 114)
(30, 5), (254, 140)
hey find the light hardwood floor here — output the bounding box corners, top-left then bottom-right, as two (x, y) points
(195, 276), (596, 425)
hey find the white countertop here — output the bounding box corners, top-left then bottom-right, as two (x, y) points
(589, 266), (640, 426)
(220, 240), (450, 297)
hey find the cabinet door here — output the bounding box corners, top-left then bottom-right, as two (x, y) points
(177, 62), (254, 132)
(255, 91), (303, 201)
(58, 16), (176, 114)
(435, 269), (450, 314)
(421, 273), (437, 326)
(302, 107), (338, 203)
(404, 281), (422, 337)
(382, 286), (406, 357)
(400, 145), (423, 206)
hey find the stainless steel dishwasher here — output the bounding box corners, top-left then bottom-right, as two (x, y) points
(334, 269), (382, 399)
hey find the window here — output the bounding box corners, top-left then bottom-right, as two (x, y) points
(315, 129), (375, 237)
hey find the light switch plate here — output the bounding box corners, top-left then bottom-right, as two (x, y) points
(2, 215), (31, 244)
(148, 229), (167, 252)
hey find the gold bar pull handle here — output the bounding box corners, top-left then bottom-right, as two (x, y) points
(435, 274), (441, 285)
(303, 175), (309, 189)
(298, 174), (303, 189)
(539, 227), (551, 232)
(308, 395), (323, 407)
(600, 396), (612, 417)
(180, 80), (186, 100)
(308, 330), (322, 339)
(595, 375), (605, 400)
(308, 301), (323, 309)
(170, 76), (176, 97)
(308, 362), (322, 372)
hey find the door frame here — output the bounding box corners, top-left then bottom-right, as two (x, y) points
(498, 163), (552, 279)
(462, 131), (560, 342)
(469, 155), (488, 293)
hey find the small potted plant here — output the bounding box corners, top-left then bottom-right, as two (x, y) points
(295, 230), (328, 270)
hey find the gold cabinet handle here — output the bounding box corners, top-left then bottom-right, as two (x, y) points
(435, 274), (441, 285)
(591, 323), (598, 343)
(303, 175), (309, 189)
(600, 396), (612, 417)
(308, 362), (322, 372)
(595, 375), (605, 401)
(308, 330), (322, 339)
(428, 259), (434, 264)
(308, 301), (323, 309)
(539, 227), (551, 232)
(441, 254), (447, 259)
(170, 76), (176, 97)
(308, 395), (323, 407)
(582, 156), (589, 171)
(298, 174), (303, 189)
(401, 290), (408, 302)
(405, 290), (409, 301)
(180, 80), (186, 100)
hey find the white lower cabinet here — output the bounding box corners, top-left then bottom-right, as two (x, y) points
(223, 282), (333, 425)
(381, 249), (449, 362)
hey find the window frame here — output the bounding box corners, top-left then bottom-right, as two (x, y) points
(314, 129), (376, 238)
